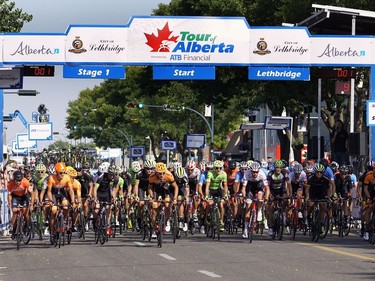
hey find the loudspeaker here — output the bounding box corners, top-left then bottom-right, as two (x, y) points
(349, 132), (367, 156)
(308, 136), (324, 159)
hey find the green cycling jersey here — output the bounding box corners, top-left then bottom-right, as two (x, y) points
(206, 170), (227, 190)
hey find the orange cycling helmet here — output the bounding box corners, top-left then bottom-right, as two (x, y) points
(155, 162), (167, 173)
(55, 162), (66, 173)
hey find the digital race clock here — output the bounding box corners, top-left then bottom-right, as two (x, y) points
(23, 66), (55, 77)
(316, 68), (356, 79)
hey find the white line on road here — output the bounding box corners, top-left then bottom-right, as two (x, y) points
(0, 267), (6, 269)
(158, 254), (176, 261)
(198, 270), (221, 278)
(134, 242), (146, 246)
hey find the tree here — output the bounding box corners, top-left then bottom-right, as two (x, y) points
(0, 0), (33, 32)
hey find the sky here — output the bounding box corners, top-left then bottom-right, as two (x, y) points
(4, 0), (170, 150)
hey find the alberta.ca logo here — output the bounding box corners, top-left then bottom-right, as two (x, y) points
(144, 22), (234, 61)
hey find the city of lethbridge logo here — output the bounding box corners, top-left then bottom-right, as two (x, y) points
(68, 36), (87, 54)
(253, 38), (271, 55)
(144, 22), (179, 52)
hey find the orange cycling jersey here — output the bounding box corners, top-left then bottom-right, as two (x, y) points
(148, 170), (175, 186)
(225, 167), (239, 186)
(364, 171), (375, 191)
(7, 178), (30, 197)
(72, 178), (82, 198)
(48, 174), (72, 191)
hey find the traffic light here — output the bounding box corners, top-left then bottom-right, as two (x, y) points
(127, 102), (143, 108)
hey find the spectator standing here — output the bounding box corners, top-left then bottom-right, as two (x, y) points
(331, 120), (348, 166)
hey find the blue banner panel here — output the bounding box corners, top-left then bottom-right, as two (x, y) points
(248, 67), (310, 81)
(153, 66), (215, 80)
(63, 66), (125, 79)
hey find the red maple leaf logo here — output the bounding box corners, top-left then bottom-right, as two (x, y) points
(144, 22), (179, 52)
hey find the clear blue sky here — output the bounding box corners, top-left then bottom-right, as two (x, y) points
(5, 0), (169, 149)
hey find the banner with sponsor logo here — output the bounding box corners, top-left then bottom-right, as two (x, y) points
(65, 26), (127, 64)
(126, 17), (250, 65)
(2, 35), (65, 64)
(249, 27), (311, 66)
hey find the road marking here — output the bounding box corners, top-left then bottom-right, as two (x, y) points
(134, 242), (146, 246)
(297, 242), (375, 262)
(158, 254), (176, 261)
(0, 267), (6, 269)
(0, 252), (4, 255)
(198, 270), (222, 278)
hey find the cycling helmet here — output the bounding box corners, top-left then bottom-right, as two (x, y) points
(228, 160), (236, 170)
(175, 166), (185, 179)
(206, 162), (213, 169)
(250, 161), (261, 172)
(168, 162), (174, 170)
(66, 166), (77, 178)
(305, 165), (314, 174)
(74, 162), (82, 171)
(131, 161), (141, 173)
(292, 163), (303, 174)
(246, 160), (253, 167)
(55, 162), (66, 173)
(173, 162), (182, 171)
(281, 159), (288, 168)
(13, 170), (23, 181)
(36, 163), (46, 173)
(115, 166), (122, 175)
(239, 161), (248, 169)
(274, 160), (283, 168)
(48, 164), (56, 174)
(329, 161), (339, 172)
(314, 164), (325, 173)
(199, 162), (206, 172)
(213, 160), (224, 168)
(82, 162), (90, 170)
(98, 163), (109, 174)
(187, 160), (196, 170)
(144, 159), (156, 169)
(339, 165), (349, 174)
(108, 165), (116, 174)
(155, 162), (167, 173)
(261, 160), (268, 169)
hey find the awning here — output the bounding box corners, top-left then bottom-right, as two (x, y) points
(224, 131), (243, 155)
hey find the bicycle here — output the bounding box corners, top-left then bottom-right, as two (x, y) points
(224, 199), (235, 235)
(53, 204), (67, 248)
(30, 203), (44, 241)
(247, 198), (259, 243)
(289, 196), (307, 239)
(272, 196), (285, 241)
(95, 201), (109, 245)
(14, 204), (31, 250)
(309, 199), (329, 243)
(76, 206), (86, 239)
(65, 206), (73, 244)
(155, 199), (166, 248)
(333, 195), (351, 237)
(140, 197), (152, 241)
(205, 196), (221, 241)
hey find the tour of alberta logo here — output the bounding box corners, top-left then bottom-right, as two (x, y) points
(143, 22), (234, 62)
(144, 22), (179, 52)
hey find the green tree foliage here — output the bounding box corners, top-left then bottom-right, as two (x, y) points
(0, 0), (32, 32)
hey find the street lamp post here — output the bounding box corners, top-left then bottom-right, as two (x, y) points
(146, 136), (152, 160)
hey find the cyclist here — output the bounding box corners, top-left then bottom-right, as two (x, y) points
(242, 161), (269, 239)
(333, 165), (352, 224)
(74, 161), (94, 230)
(204, 160), (228, 232)
(173, 166), (189, 231)
(148, 162), (178, 238)
(288, 163), (307, 219)
(196, 162), (212, 234)
(93, 164), (119, 236)
(225, 160), (239, 227)
(47, 162), (75, 241)
(362, 163), (375, 241)
(266, 159), (290, 236)
(7, 170), (33, 239)
(66, 166), (82, 230)
(233, 161), (249, 228)
(133, 160), (154, 231)
(37, 163), (53, 236)
(306, 164), (332, 227)
(358, 161), (373, 237)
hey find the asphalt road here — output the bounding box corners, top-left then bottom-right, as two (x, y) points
(0, 227), (374, 281)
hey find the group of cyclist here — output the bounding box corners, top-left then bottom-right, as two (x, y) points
(2, 154), (375, 245)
